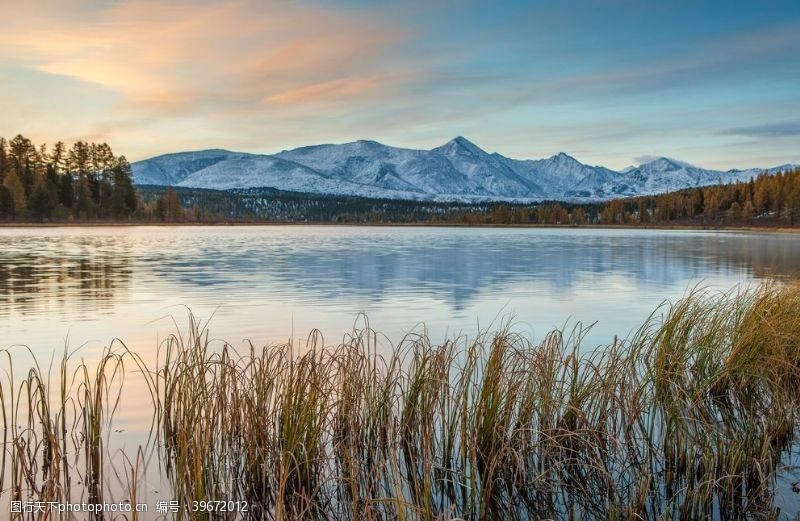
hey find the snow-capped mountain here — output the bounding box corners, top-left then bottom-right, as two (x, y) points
(132, 138), (796, 202)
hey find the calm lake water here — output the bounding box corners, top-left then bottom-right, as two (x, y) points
(2, 226), (800, 358)
(2, 225), (800, 517)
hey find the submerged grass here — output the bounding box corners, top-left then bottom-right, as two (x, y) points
(2, 282), (800, 519)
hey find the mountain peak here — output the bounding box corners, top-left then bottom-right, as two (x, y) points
(547, 152), (579, 164)
(637, 157), (693, 171)
(352, 139), (382, 147)
(434, 136), (486, 156)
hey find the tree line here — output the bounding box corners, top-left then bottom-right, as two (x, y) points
(135, 168), (800, 226)
(0, 134), (138, 220)
(450, 168), (800, 227)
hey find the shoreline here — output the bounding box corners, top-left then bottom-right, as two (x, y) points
(1, 221), (799, 233)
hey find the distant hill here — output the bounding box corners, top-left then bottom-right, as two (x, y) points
(132, 137), (796, 202)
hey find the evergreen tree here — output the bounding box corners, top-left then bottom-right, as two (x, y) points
(59, 172), (74, 208)
(110, 156), (137, 218)
(3, 169), (27, 215)
(0, 137), (7, 185)
(27, 180), (55, 220)
(0, 133), (144, 221)
(8, 135), (34, 195)
(0, 186), (13, 219)
(50, 141), (66, 174)
(44, 164), (61, 214)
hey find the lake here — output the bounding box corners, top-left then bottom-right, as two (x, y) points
(2, 225), (800, 518)
(2, 226), (799, 358)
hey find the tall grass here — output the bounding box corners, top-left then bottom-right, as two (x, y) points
(2, 282), (800, 519)
(0, 343), (136, 519)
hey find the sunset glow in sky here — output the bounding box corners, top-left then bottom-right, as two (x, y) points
(1, 0), (799, 169)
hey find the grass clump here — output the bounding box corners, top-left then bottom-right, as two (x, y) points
(2, 282), (800, 519)
(142, 282), (800, 519)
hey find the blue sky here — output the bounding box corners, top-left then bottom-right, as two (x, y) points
(0, 0), (798, 169)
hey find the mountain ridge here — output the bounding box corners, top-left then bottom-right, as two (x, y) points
(132, 137), (797, 203)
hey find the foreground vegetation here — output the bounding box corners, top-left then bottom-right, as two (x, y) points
(2, 282), (799, 519)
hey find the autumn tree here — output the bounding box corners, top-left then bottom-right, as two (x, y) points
(571, 207), (587, 225)
(158, 188), (184, 222)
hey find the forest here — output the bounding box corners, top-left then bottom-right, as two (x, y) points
(448, 167), (800, 228)
(0, 134), (137, 220)
(147, 169), (800, 228)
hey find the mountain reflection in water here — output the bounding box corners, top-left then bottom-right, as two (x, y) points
(1, 226), (798, 353)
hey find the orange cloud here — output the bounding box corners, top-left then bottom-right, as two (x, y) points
(266, 77), (381, 105)
(0, 0), (406, 112)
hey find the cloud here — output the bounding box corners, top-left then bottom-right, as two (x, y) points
(1, 0), (798, 170)
(266, 77), (383, 106)
(719, 122), (800, 139)
(0, 0), (407, 114)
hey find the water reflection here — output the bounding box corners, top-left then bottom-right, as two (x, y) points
(139, 229), (800, 305)
(0, 236), (132, 317)
(0, 227), (798, 352)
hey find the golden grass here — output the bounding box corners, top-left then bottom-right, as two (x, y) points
(2, 282), (799, 519)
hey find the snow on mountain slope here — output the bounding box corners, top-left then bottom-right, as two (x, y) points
(132, 149), (252, 185)
(617, 158), (753, 196)
(131, 139), (797, 202)
(503, 152), (619, 199)
(276, 137), (540, 197)
(430, 137), (543, 197)
(173, 155), (427, 200)
(276, 140), (436, 193)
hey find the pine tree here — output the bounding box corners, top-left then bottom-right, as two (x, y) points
(0, 186), (13, 219)
(59, 173), (74, 209)
(50, 141), (66, 174)
(3, 169), (27, 216)
(27, 180), (55, 220)
(8, 135), (34, 195)
(111, 156), (137, 218)
(0, 137), (7, 185)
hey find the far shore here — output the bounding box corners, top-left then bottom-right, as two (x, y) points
(1, 221), (799, 233)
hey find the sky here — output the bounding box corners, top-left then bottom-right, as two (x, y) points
(0, 0), (798, 170)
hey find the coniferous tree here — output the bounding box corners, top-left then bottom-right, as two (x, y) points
(59, 172), (74, 209)
(68, 141), (94, 217)
(3, 169), (26, 215)
(27, 180), (55, 220)
(111, 156), (138, 218)
(44, 163), (60, 212)
(0, 137), (7, 185)
(50, 141), (66, 174)
(0, 186), (12, 219)
(8, 135), (34, 195)
(0, 133), (142, 221)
